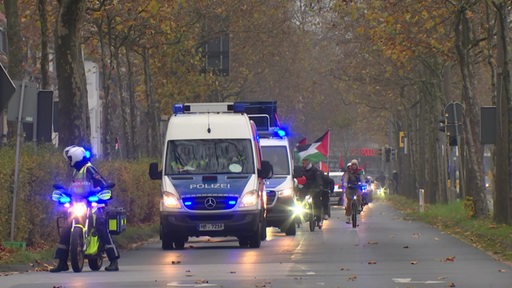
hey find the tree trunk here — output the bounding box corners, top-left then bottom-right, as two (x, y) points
(96, 19), (114, 159)
(37, 0), (50, 90)
(493, 0), (511, 224)
(3, 0), (24, 80)
(55, 0), (89, 147)
(126, 48), (138, 158)
(113, 47), (129, 159)
(143, 49), (160, 158)
(454, 3), (488, 218)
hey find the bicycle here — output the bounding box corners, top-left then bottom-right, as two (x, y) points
(347, 183), (366, 228)
(295, 193), (323, 231)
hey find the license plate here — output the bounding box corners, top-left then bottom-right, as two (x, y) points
(198, 223), (224, 231)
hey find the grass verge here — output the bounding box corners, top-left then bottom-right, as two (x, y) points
(386, 194), (512, 264)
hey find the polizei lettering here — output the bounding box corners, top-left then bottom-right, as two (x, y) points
(190, 183), (231, 189)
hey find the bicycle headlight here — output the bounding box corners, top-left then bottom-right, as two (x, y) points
(278, 188), (293, 197)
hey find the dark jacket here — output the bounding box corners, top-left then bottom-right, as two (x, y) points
(302, 165), (324, 192)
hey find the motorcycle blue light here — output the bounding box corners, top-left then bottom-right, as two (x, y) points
(228, 200), (236, 205)
(88, 195), (99, 202)
(84, 150), (91, 159)
(59, 195), (71, 204)
(184, 201), (192, 206)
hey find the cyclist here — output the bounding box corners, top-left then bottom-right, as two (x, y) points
(301, 158), (326, 222)
(343, 159), (364, 224)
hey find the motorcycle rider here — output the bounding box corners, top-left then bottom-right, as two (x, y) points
(301, 157), (328, 221)
(50, 145), (120, 272)
(343, 159), (364, 224)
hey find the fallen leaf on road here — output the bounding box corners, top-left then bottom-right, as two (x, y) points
(339, 267), (350, 271)
(255, 281), (272, 288)
(368, 260), (377, 264)
(498, 269), (507, 272)
(403, 245), (409, 248)
(442, 256), (456, 262)
(195, 279), (208, 284)
(368, 241), (379, 245)
(410, 260), (418, 265)
(449, 282), (456, 287)
(437, 276), (447, 280)
(346, 275), (357, 281)
(171, 260), (181, 264)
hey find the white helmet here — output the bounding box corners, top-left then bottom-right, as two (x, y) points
(63, 145), (87, 166)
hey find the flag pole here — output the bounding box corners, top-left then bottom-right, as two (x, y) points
(327, 129), (330, 175)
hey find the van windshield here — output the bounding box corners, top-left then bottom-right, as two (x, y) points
(165, 139), (255, 175)
(261, 146), (290, 176)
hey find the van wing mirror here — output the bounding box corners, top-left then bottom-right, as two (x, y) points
(258, 160), (273, 179)
(149, 162), (162, 180)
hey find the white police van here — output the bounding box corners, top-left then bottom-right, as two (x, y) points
(149, 102), (272, 249)
(240, 101), (297, 236)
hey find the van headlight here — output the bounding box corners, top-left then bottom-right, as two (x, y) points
(162, 191), (182, 209)
(239, 190), (258, 208)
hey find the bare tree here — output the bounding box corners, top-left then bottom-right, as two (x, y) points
(54, 0), (90, 147)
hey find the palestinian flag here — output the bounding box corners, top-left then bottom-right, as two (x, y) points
(295, 130), (330, 163)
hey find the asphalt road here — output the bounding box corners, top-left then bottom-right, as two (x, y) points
(2, 201), (511, 288)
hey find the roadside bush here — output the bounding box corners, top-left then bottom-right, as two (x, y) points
(0, 144), (160, 248)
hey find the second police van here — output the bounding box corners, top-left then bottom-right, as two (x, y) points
(240, 101), (297, 236)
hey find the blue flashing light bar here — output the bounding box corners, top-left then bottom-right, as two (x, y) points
(233, 102), (247, 113)
(275, 128), (286, 137)
(173, 104), (185, 114)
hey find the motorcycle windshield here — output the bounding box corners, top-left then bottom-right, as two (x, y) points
(68, 181), (94, 197)
(164, 139), (255, 175)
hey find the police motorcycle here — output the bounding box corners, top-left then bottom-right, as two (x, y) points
(51, 181), (115, 272)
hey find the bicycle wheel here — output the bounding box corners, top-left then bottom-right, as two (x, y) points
(308, 203), (315, 232)
(317, 206), (323, 230)
(351, 199), (357, 228)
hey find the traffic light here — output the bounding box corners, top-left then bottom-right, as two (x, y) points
(439, 115), (446, 132)
(391, 148), (397, 160)
(377, 147), (386, 161)
(449, 135), (457, 146)
(385, 147), (391, 162)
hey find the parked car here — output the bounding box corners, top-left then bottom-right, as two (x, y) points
(328, 171), (345, 206)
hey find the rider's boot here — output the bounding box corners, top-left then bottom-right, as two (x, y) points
(49, 258), (69, 273)
(105, 259), (119, 271)
(346, 216), (351, 224)
(105, 246), (120, 271)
